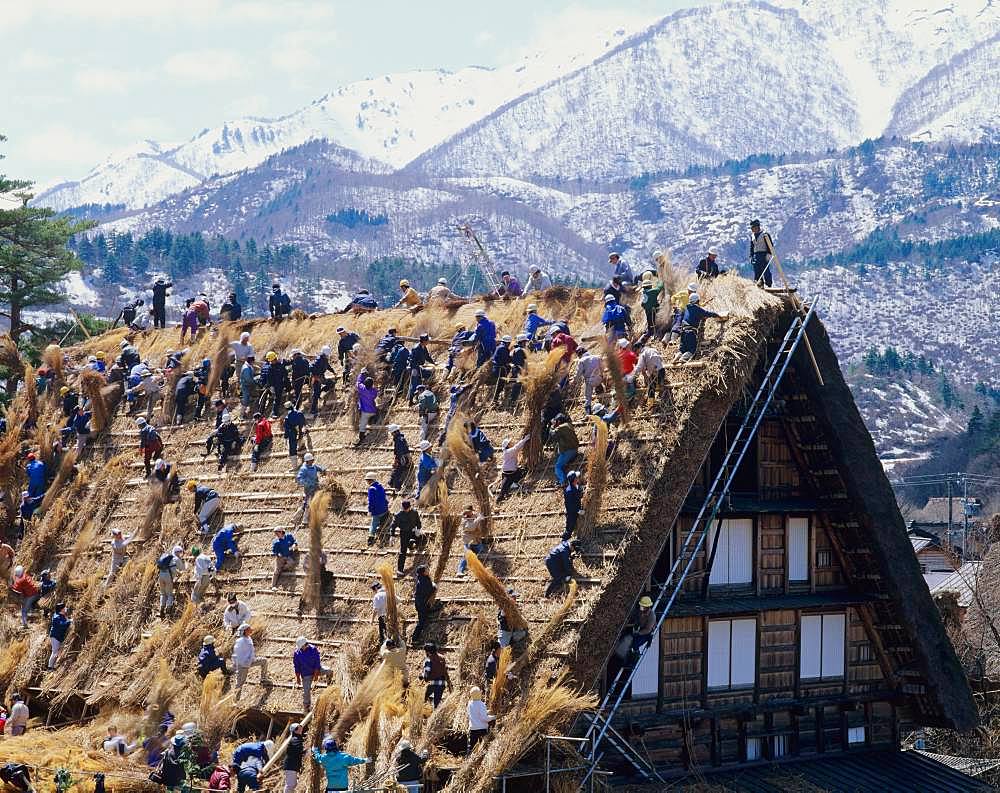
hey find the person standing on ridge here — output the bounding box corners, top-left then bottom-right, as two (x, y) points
(749, 219), (774, 287)
(151, 278), (172, 329)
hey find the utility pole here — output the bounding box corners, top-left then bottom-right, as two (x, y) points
(947, 477), (954, 551)
(963, 474), (970, 557)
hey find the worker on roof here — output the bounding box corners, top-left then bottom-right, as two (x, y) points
(238, 355), (257, 419)
(497, 587), (527, 651)
(231, 739), (275, 792)
(506, 335), (530, 408)
(632, 595), (657, 656)
(47, 601), (71, 670)
(309, 346), (335, 418)
(364, 472), (390, 547)
(394, 739), (429, 791)
(212, 524), (241, 572)
(490, 335), (512, 404)
(391, 499), (423, 576)
(411, 565), (438, 644)
(296, 452), (326, 523)
(524, 265), (552, 293)
(25, 453), (45, 499)
(633, 335), (667, 403)
(343, 288), (377, 315)
(749, 219), (774, 287)
(640, 270), (664, 333)
(150, 278), (172, 329)
(311, 737), (369, 793)
(271, 526), (299, 590)
(446, 322), (474, 373)
(335, 327), (361, 381)
(609, 251), (636, 286)
(672, 293), (728, 364)
(497, 435), (530, 501)
(212, 415), (242, 471)
(105, 527), (136, 587)
(356, 372), (378, 444)
(544, 538), (581, 597)
(407, 333), (435, 405)
(388, 337), (410, 387)
(187, 479), (222, 534)
(413, 440), (438, 500)
(416, 384), (439, 442)
(269, 283), (292, 320)
(394, 279), (423, 309)
(563, 470), (583, 539)
(173, 369), (198, 424)
(550, 414), (579, 486)
(223, 593), (252, 633)
(180, 300), (199, 345)
(370, 581), (388, 643)
(283, 400), (307, 459)
(260, 351), (289, 419)
(221, 291), (242, 322)
(282, 723), (306, 793)
(484, 641), (501, 688)
(458, 505), (487, 576)
(137, 416), (164, 477)
(466, 687), (495, 754)
(156, 544), (186, 618)
(388, 423), (411, 492)
(697, 246), (723, 280)
(523, 303), (553, 349)
(601, 293), (632, 341)
(190, 546), (213, 604)
(376, 327), (399, 360)
(428, 276), (466, 305)
(232, 623), (271, 695)
(472, 308), (497, 367)
(617, 337), (638, 376)
(603, 275), (624, 304)
(293, 636), (333, 712)
(421, 642), (452, 708)
(468, 419), (495, 465)
(289, 349), (311, 405)
(197, 635), (228, 678)
(500, 270), (522, 297)
(250, 412), (272, 473)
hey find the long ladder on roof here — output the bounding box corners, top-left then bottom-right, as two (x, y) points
(457, 223), (504, 297)
(580, 298), (820, 785)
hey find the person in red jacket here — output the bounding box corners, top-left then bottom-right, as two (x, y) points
(250, 413), (273, 472)
(616, 338), (638, 375)
(11, 566), (40, 628)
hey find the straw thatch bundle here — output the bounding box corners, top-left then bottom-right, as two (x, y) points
(487, 646), (512, 710)
(0, 637), (28, 698)
(456, 612), (492, 683)
(404, 684), (425, 741)
(417, 457), (450, 510)
(465, 551), (527, 631)
(332, 664), (396, 742)
(42, 343), (64, 382)
(0, 399), (26, 524)
(79, 368), (111, 431)
(305, 490), (332, 609)
(445, 412), (491, 533)
(309, 684), (346, 793)
(206, 328), (235, 399)
(199, 669), (238, 749)
(418, 689), (461, 753)
(430, 479), (457, 583)
(654, 249), (689, 297)
(443, 672), (598, 793)
(23, 364), (38, 427)
(139, 478), (168, 540)
(509, 581), (578, 678)
(520, 348), (565, 467)
(376, 563), (401, 643)
(0, 334), (23, 373)
(34, 421), (59, 467)
(602, 338), (630, 425)
(577, 415), (608, 540)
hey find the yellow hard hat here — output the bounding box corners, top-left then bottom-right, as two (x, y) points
(96, 351), (106, 360)
(399, 279), (410, 288)
(60, 386), (70, 395)
(185, 480), (198, 492)
(265, 351), (277, 362)
(639, 596), (653, 608)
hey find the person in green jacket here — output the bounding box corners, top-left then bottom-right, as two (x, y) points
(639, 271), (663, 334)
(312, 737), (369, 792)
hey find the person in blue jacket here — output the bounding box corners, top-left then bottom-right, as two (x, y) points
(601, 294), (631, 341)
(48, 602), (71, 670)
(472, 309), (497, 367)
(413, 441), (438, 500)
(311, 737), (368, 792)
(673, 293), (726, 363)
(197, 635), (228, 677)
(25, 454), (46, 498)
(544, 539), (581, 597)
(364, 473), (390, 546)
(212, 524), (240, 571)
(523, 303), (553, 348)
(283, 402), (307, 458)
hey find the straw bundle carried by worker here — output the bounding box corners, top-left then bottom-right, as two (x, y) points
(332, 664), (395, 742)
(205, 328), (234, 399)
(509, 581), (578, 678)
(444, 412), (491, 533)
(376, 562), (401, 643)
(305, 490), (332, 609)
(487, 646), (512, 710)
(199, 669), (238, 750)
(42, 343), (63, 381)
(602, 338), (630, 425)
(0, 334), (23, 373)
(520, 347), (566, 467)
(79, 368), (112, 431)
(309, 683), (346, 793)
(577, 415), (608, 540)
(465, 551), (527, 631)
(23, 364), (38, 428)
(431, 479), (458, 584)
(456, 611), (492, 683)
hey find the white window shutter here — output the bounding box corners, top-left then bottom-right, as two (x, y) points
(848, 726), (866, 744)
(707, 620), (732, 688)
(632, 633), (659, 698)
(788, 517), (809, 581)
(746, 737), (761, 761)
(729, 519), (753, 584)
(730, 618), (757, 687)
(821, 614), (846, 678)
(709, 522), (729, 585)
(800, 615), (822, 678)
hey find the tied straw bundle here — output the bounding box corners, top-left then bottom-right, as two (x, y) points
(42, 343), (64, 382)
(305, 490), (332, 609)
(444, 412), (491, 534)
(205, 328), (235, 400)
(431, 479), (458, 584)
(602, 337), (630, 426)
(520, 348), (566, 467)
(376, 562), (402, 643)
(509, 580), (578, 678)
(332, 664), (396, 743)
(23, 364), (38, 428)
(464, 551), (527, 632)
(309, 684), (346, 793)
(576, 414), (608, 540)
(79, 368), (112, 431)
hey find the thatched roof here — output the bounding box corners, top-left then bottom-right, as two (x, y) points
(0, 275), (974, 787)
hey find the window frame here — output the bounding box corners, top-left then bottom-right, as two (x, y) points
(799, 612), (847, 681)
(706, 617), (757, 692)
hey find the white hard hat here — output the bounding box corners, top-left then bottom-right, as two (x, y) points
(687, 282), (699, 292)
(527, 303), (537, 312)
(321, 345), (331, 356)
(295, 636), (308, 649)
(387, 424), (401, 432)
(516, 333), (529, 342)
(418, 440), (432, 451)
(237, 622), (251, 635)
(689, 293), (701, 304)
(202, 635), (215, 645)
(181, 722), (197, 736)
(13, 565), (24, 577)
(304, 452), (315, 462)
(529, 265), (540, 274)
(112, 527), (123, 535)
(617, 338), (628, 348)
(240, 332), (251, 341)
(707, 246), (718, 256)
(172, 544), (183, 555)
(501, 437), (511, 448)
(364, 471), (377, 481)
(263, 740), (275, 755)
(398, 739), (412, 751)
(500, 335), (511, 343)
(474, 308), (486, 317)
(604, 294), (616, 303)
(651, 249), (664, 260)
(135, 417), (146, 426)
(437, 277), (447, 285)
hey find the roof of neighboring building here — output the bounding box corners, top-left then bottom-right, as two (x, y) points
(653, 750), (995, 792)
(926, 562), (983, 608)
(671, 591), (871, 617)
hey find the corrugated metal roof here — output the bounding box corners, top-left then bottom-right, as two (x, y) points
(926, 562), (982, 608)
(671, 591), (870, 617)
(702, 749), (993, 792)
(916, 750), (1000, 777)
(911, 537), (933, 553)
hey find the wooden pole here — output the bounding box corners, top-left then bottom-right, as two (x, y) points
(261, 709), (313, 775)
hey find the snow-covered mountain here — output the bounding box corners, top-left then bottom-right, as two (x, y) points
(36, 0), (999, 211)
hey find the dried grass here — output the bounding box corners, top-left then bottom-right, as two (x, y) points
(465, 551), (527, 631)
(42, 343), (64, 382)
(603, 339), (630, 425)
(654, 249), (690, 296)
(443, 671), (598, 793)
(510, 581), (578, 677)
(200, 669), (238, 749)
(0, 637), (28, 697)
(305, 490), (332, 609)
(206, 328), (235, 399)
(456, 612), (492, 684)
(431, 479), (458, 583)
(377, 562), (402, 643)
(24, 364), (38, 427)
(0, 399), (27, 524)
(0, 334), (23, 372)
(332, 664), (395, 742)
(309, 683), (346, 793)
(577, 416), (608, 540)
(520, 348), (566, 467)
(37, 449), (77, 516)
(418, 689), (461, 752)
(487, 647), (512, 711)
(79, 368), (111, 431)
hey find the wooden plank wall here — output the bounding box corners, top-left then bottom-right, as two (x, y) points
(759, 420), (800, 499)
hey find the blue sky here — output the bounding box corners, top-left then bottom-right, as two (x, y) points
(3, 0), (703, 186)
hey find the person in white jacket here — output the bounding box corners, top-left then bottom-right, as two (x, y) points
(232, 622), (270, 695)
(524, 266), (552, 293)
(466, 686), (495, 754)
(497, 435), (530, 501)
(190, 547), (213, 604)
(223, 594), (252, 633)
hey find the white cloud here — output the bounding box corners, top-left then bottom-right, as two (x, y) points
(268, 29), (339, 74)
(17, 125), (113, 173)
(119, 116), (176, 140)
(510, 4), (660, 61)
(12, 49), (62, 71)
(164, 49), (246, 83)
(73, 66), (145, 94)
